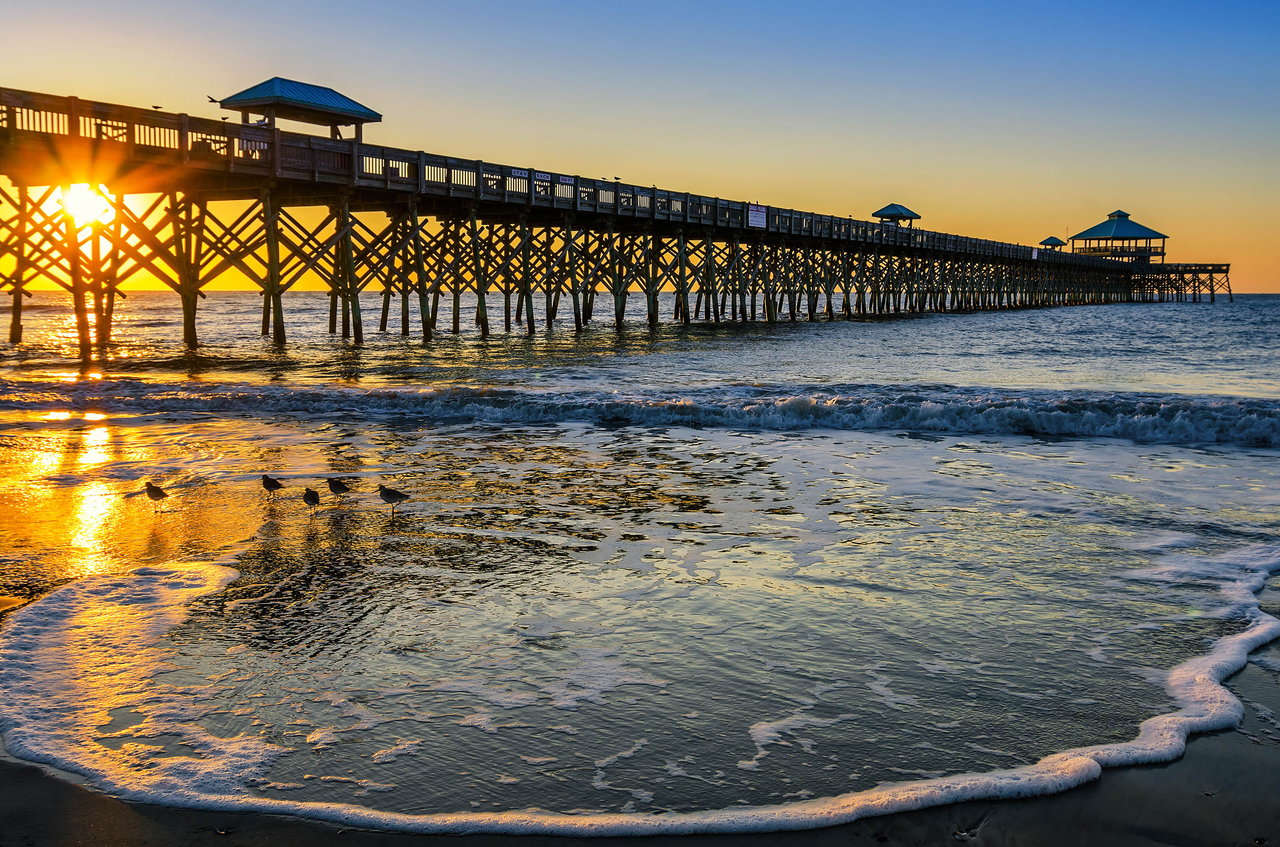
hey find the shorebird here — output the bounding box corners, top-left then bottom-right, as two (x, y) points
(326, 477), (351, 495)
(302, 487), (320, 514)
(377, 484), (410, 513)
(261, 474), (285, 495)
(143, 481), (169, 511)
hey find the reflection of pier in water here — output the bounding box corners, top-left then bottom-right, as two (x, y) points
(0, 82), (1231, 361)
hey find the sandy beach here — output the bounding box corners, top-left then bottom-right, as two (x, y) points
(2, 707), (1278, 847)
(3, 630), (1279, 847)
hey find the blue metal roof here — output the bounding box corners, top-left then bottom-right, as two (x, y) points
(219, 77), (381, 124)
(1039, 236), (1067, 246)
(872, 203), (920, 220)
(1069, 210), (1167, 241)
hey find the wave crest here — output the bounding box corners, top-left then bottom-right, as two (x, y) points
(4, 378), (1278, 447)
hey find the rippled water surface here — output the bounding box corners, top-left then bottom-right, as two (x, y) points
(0, 293), (1277, 833)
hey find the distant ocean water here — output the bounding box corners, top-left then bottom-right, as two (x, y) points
(0, 291), (1277, 834)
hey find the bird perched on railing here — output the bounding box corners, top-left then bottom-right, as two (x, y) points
(261, 474), (285, 495)
(143, 481), (169, 511)
(377, 484), (410, 513)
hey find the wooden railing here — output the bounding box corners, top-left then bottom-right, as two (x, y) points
(1, 86), (1123, 269)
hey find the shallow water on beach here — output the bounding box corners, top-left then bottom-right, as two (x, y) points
(0, 293), (1277, 833)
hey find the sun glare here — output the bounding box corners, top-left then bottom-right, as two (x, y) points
(60, 184), (114, 229)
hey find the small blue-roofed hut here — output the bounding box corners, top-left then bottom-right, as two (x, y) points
(872, 203), (921, 228)
(1039, 236), (1067, 251)
(1069, 210), (1167, 264)
(219, 77), (381, 141)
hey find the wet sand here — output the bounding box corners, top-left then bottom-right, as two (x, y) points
(3, 658), (1279, 847)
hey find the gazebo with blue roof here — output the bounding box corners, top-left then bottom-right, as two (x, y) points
(1069, 210), (1167, 264)
(872, 203), (921, 228)
(219, 77), (382, 142)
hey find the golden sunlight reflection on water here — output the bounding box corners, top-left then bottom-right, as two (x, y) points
(0, 416), (272, 593)
(69, 480), (115, 576)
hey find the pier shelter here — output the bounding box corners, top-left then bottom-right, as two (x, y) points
(219, 77), (381, 142)
(872, 204), (920, 228)
(1069, 210), (1166, 264)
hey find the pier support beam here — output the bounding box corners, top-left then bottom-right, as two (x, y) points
(60, 185), (94, 361)
(6, 186), (29, 344)
(262, 190), (286, 344)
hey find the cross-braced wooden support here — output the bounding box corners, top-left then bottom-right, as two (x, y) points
(5, 185), (1224, 354)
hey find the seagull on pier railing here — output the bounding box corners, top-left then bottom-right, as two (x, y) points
(143, 481), (169, 511)
(303, 487), (320, 514)
(326, 478), (352, 495)
(377, 484), (410, 513)
(261, 474), (285, 495)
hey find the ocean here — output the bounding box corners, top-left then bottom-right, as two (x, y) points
(0, 290), (1277, 835)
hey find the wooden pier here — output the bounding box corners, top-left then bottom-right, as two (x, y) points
(0, 85), (1230, 360)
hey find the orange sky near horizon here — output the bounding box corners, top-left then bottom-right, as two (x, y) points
(3, 1), (1277, 293)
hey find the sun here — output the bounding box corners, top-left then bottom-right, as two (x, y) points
(59, 184), (115, 228)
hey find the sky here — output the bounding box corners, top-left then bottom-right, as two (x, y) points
(6, 0), (1278, 291)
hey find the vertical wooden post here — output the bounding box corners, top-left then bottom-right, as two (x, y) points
(646, 230), (659, 326)
(543, 227), (559, 326)
(409, 206), (431, 342)
(520, 216), (535, 335)
(263, 189), (286, 344)
(327, 204), (340, 334)
(567, 221), (582, 332)
(676, 229), (691, 324)
(90, 218), (107, 350)
(469, 208), (490, 338)
(61, 185), (94, 361)
(166, 192), (201, 350)
(398, 218), (410, 337)
(100, 192), (125, 345)
(609, 223), (627, 331)
(338, 196), (363, 344)
(503, 222), (514, 333)
(8, 186), (29, 344)
(379, 265), (394, 332)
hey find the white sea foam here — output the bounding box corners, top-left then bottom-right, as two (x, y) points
(2, 542), (1279, 835)
(4, 377), (1279, 447)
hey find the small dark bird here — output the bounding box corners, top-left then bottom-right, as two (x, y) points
(206, 95), (218, 103)
(151, 105), (162, 110)
(302, 487), (320, 513)
(143, 481), (169, 511)
(377, 484), (410, 513)
(261, 474), (285, 494)
(326, 478), (351, 495)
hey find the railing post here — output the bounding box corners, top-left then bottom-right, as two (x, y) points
(66, 97), (80, 137)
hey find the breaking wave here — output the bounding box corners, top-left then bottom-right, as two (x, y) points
(4, 378), (1278, 447)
